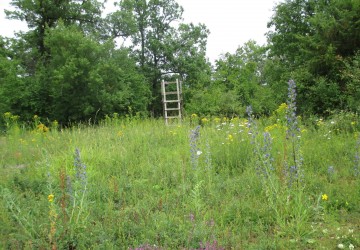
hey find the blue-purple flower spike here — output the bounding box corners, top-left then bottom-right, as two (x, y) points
(189, 126), (201, 170)
(285, 80), (304, 187)
(354, 135), (360, 177)
(246, 105), (258, 144)
(74, 148), (88, 189)
(286, 80), (299, 139)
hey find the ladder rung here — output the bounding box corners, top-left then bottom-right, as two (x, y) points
(165, 91), (179, 95)
(164, 100), (180, 103)
(165, 108), (180, 111)
(166, 116), (181, 119)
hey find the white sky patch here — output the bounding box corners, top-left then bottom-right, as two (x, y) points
(0, 0), (279, 63)
(0, 0), (28, 37)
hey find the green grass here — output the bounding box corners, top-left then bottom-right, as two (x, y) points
(0, 115), (359, 249)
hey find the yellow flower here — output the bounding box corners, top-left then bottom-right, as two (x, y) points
(265, 124), (283, 132)
(227, 134), (234, 142)
(273, 103), (288, 117)
(117, 131), (123, 137)
(213, 117), (221, 123)
(321, 194), (328, 201)
(201, 117), (209, 123)
(191, 113), (198, 119)
(48, 194), (55, 202)
(317, 118), (324, 127)
(11, 115), (19, 121)
(231, 117), (239, 123)
(351, 121), (356, 126)
(4, 112), (12, 119)
(52, 120), (58, 128)
(37, 123), (49, 132)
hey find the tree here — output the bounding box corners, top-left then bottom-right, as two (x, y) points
(0, 37), (22, 116)
(267, 0), (360, 115)
(211, 41), (275, 115)
(43, 24), (150, 123)
(5, 0), (104, 55)
(108, 0), (211, 115)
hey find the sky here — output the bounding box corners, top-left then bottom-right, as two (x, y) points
(0, 0), (278, 63)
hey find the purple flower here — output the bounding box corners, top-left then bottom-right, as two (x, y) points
(284, 80), (303, 187)
(74, 148), (87, 189)
(189, 126), (201, 170)
(354, 135), (360, 177)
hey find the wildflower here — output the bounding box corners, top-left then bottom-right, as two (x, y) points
(351, 121), (356, 126)
(317, 118), (324, 127)
(191, 113), (198, 119)
(227, 134), (234, 142)
(196, 150), (202, 156)
(349, 243), (354, 250)
(231, 117), (239, 123)
(117, 131), (123, 137)
(265, 124), (282, 132)
(286, 80), (300, 138)
(277, 103), (288, 113)
(10, 115), (19, 121)
(354, 135), (360, 177)
(37, 123), (49, 132)
(48, 194), (55, 202)
(322, 194), (328, 201)
(4, 112), (12, 119)
(246, 105), (258, 143)
(256, 132), (274, 180)
(51, 120), (58, 128)
(205, 141), (212, 170)
(213, 117), (221, 123)
(285, 80), (304, 187)
(74, 148), (88, 189)
(328, 166), (335, 175)
(201, 117), (209, 124)
(337, 243), (345, 249)
(189, 126), (201, 169)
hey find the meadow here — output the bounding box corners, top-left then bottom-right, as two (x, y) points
(0, 107), (360, 249)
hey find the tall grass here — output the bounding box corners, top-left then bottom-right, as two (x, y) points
(0, 110), (359, 249)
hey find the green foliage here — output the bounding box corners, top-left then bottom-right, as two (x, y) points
(341, 51), (360, 112)
(185, 85), (243, 117)
(0, 38), (22, 118)
(267, 0), (360, 115)
(1, 113), (360, 248)
(109, 0), (211, 114)
(5, 0), (104, 54)
(203, 41), (276, 116)
(3, 0), (360, 123)
(43, 24), (150, 123)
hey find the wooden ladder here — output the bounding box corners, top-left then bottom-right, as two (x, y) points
(161, 79), (182, 125)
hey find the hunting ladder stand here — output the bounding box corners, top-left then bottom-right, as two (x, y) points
(161, 79), (183, 125)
